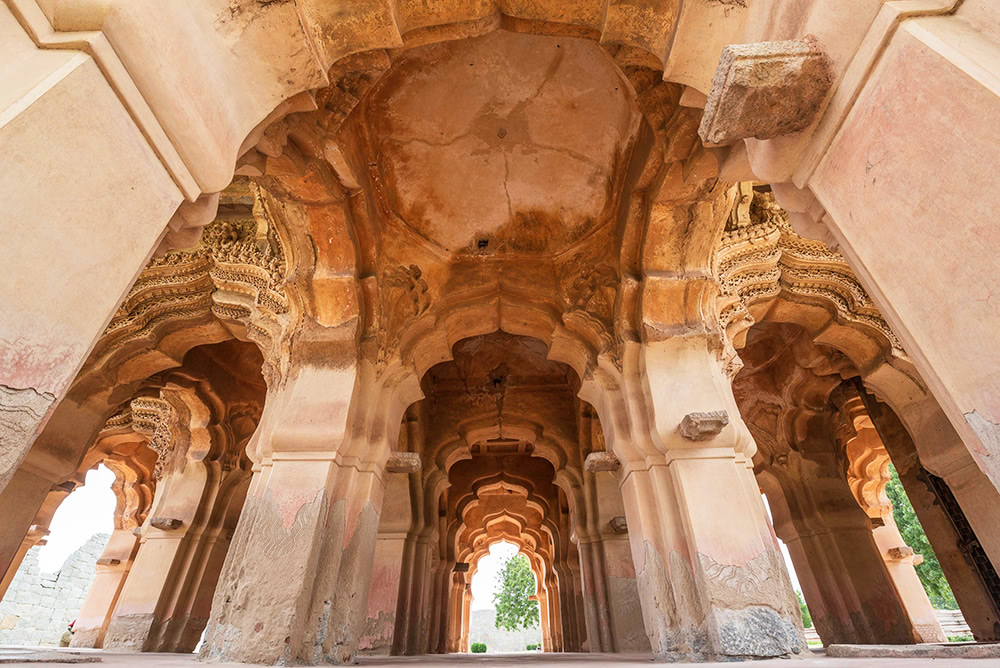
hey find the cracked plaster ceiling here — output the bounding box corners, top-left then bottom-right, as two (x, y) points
(365, 29), (642, 256)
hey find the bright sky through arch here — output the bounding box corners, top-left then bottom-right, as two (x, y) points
(37, 465), (116, 573)
(470, 541), (519, 611)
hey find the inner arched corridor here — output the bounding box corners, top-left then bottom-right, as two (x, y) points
(3, 1), (1000, 665)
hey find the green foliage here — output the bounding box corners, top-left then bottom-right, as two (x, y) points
(493, 554), (540, 631)
(885, 464), (958, 609)
(795, 590), (812, 628)
(471, 642), (487, 653)
(948, 635), (973, 643)
(526, 643), (540, 651)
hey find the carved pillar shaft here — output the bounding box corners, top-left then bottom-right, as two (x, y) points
(429, 561), (451, 653)
(575, 540), (606, 651)
(358, 473), (409, 655)
(609, 338), (804, 660)
(103, 464), (247, 653)
(0, 469), (60, 599)
(577, 420), (618, 652)
(71, 528), (141, 648)
(201, 455), (385, 664)
(460, 584), (471, 652)
(858, 388), (1000, 640)
(767, 465), (917, 645)
(538, 588), (551, 652)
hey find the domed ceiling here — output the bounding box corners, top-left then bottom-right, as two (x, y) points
(364, 29), (642, 256)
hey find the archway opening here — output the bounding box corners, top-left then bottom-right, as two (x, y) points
(467, 541), (543, 654)
(0, 465), (116, 647)
(736, 320), (972, 645)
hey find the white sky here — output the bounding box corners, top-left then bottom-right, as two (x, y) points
(37, 465), (116, 573)
(762, 493), (801, 591)
(470, 541), (519, 610)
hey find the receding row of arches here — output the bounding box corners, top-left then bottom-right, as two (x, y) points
(2, 21), (999, 665)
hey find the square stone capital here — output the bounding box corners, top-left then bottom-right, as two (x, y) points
(699, 37), (833, 146)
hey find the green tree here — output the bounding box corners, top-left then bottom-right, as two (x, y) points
(885, 464), (958, 609)
(493, 554), (540, 631)
(795, 590), (812, 628)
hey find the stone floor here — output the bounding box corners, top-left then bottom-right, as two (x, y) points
(1, 647), (998, 666)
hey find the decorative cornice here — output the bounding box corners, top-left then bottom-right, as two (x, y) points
(715, 183), (903, 362)
(90, 180), (294, 386)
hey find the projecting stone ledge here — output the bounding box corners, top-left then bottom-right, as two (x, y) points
(609, 516), (628, 534)
(385, 452), (421, 473)
(680, 411), (730, 441)
(828, 643), (1000, 659)
(699, 37), (833, 146)
(150, 517), (183, 530)
(584, 451), (620, 472)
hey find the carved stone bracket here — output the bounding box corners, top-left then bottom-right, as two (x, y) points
(128, 396), (175, 479)
(887, 546), (923, 565)
(680, 411), (730, 441)
(584, 451), (621, 472)
(609, 516), (628, 534)
(453, 562), (470, 573)
(150, 517), (183, 531)
(385, 452), (421, 474)
(699, 38), (833, 146)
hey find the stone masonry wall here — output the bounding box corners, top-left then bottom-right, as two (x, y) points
(469, 608), (542, 653)
(0, 534), (109, 646)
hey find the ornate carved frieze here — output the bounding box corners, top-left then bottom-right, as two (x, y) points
(92, 180), (293, 385)
(376, 263), (432, 367)
(127, 396), (176, 479)
(715, 183), (903, 362)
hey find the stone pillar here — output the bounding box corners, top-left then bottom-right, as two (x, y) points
(460, 583), (472, 652)
(857, 386), (1000, 640)
(446, 575), (464, 653)
(429, 559), (452, 653)
(199, 360), (394, 665)
(357, 473), (410, 655)
(592, 469), (647, 652)
(71, 528), (141, 648)
(575, 408), (617, 653)
(202, 456), (384, 664)
(545, 570), (566, 652)
(537, 589), (551, 652)
(0, 479), (73, 600)
(838, 396), (946, 643)
(103, 463), (249, 652)
(605, 337), (805, 661)
(764, 468), (918, 645)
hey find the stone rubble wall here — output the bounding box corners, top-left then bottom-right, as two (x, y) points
(0, 534), (110, 647)
(468, 608), (542, 653)
(936, 609), (973, 638)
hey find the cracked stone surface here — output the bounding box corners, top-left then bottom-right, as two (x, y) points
(364, 29), (641, 256)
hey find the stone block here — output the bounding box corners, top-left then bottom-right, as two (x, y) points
(584, 451), (621, 472)
(698, 38), (832, 146)
(0, 614), (19, 630)
(679, 411), (730, 441)
(150, 517), (183, 530)
(384, 452), (421, 474)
